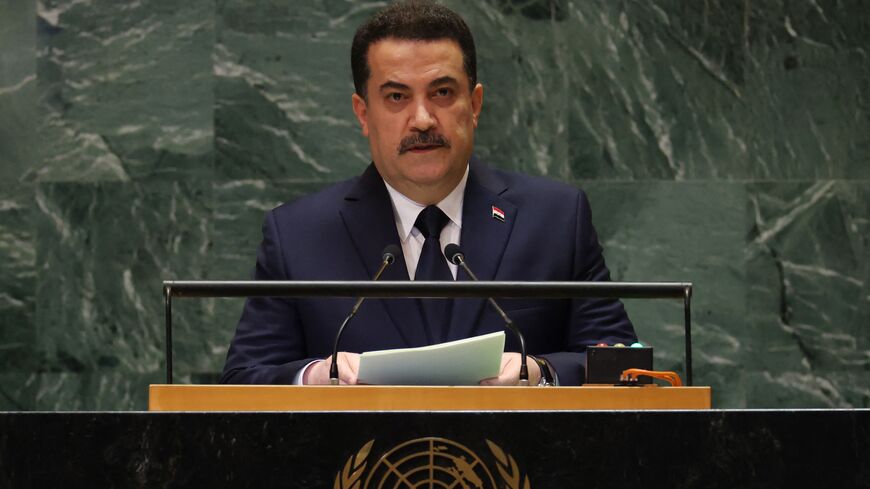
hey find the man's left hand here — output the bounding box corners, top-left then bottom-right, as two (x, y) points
(479, 352), (542, 386)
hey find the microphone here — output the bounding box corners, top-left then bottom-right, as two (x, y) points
(444, 243), (530, 386)
(329, 244), (400, 384)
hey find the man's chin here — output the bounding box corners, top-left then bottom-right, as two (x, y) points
(399, 152), (450, 172)
(406, 171), (450, 187)
(398, 164), (450, 186)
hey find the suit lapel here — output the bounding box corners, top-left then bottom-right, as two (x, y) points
(339, 164), (428, 347)
(445, 159), (517, 341)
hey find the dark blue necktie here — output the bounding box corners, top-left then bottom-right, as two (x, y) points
(414, 205), (453, 340)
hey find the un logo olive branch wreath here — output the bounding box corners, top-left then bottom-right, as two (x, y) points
(334, 439), (374, 489)
(485, 440), (531, 489)
(334, 438), (531, 489)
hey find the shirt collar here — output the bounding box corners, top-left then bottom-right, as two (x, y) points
(383, 164), (468, 242)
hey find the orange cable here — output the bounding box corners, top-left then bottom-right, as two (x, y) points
(620, 368), (683, 386)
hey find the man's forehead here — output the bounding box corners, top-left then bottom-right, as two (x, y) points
(367, 37), (466, 80)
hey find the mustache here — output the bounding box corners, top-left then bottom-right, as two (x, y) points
(398, 132), (451, 154)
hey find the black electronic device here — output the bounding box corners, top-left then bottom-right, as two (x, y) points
(585, 346), (654, 385)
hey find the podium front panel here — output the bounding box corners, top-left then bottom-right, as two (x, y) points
(1, 410), (868, 488)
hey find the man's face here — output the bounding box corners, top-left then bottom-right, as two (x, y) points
(352, 38), (483, 204)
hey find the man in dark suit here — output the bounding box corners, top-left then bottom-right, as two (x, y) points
(221, 1), (636, 386)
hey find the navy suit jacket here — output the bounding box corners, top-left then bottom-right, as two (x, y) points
(220, 158), (636, 386)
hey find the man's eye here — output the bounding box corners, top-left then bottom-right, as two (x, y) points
(387, 93), (404, 102)
(434, 87), (452, 97)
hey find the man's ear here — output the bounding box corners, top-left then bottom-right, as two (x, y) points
(351, 93), (369, 137)
(471, 83), (484, 128)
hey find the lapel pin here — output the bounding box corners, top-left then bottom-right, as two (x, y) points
(491, 205), (505, 222)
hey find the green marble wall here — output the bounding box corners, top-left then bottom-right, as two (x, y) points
(0, 0), (867, 410)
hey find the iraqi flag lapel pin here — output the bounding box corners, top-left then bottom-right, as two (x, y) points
(491, 205), (506, 222)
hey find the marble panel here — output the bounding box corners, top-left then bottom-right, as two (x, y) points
(659, 0), (870, 180)
(30, 371), (158, 410)
(32, 180), (212, 409)
(0, 374), (37, 411)
(0, 0), (36, 182)
(467, 0), (870, 180)
(215, 1), (372, 181)
(31, 0), (214, 182)
(745, 181), (869, 408)
(583, 181), (746, 407)
(0, 184), (36, 372)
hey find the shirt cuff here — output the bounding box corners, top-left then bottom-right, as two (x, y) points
(293, 359), (323, 385)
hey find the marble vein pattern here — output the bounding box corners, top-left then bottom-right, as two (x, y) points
(584, 182), (747, 407)
(746, 182), (869, 407)
(467, 0), (870, 180)
(32, 0), (214, 182)
(215, 1), (374, 181)
(0, 0), (37, 183)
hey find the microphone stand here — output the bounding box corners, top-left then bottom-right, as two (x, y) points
(329, 248), (396, 385)
(448, 249), (530, 386)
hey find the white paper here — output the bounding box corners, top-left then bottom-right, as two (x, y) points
(357, 331), (506, 386)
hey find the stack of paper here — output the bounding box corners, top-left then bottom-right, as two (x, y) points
(357, 331), (506, 385)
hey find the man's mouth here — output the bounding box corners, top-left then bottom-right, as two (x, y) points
(407, 144), (442, 153)
(398, 132), (451, 155)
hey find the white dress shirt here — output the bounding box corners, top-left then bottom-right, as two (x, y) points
(382, 165), (468, 280)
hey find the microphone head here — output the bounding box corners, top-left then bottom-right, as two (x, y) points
(444, 243), (464, 265)
(381, 244), (400, 264)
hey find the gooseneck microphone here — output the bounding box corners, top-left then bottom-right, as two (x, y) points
(329, 244), (400, 385)
(443, 243), (530, 386)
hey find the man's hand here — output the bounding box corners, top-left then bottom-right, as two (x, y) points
(479, 352), (542, 386)
(303, 352), (361, 385)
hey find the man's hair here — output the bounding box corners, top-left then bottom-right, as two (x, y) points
(351, 1), (477, 98)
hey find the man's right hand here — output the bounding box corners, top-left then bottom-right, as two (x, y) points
(303, 352), (361, 385)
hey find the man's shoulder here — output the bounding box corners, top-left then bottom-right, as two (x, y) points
(476, 161), (586, 202)
(269, 175), (359, 221)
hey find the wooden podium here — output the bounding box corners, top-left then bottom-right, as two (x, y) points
(148, 384), (711, 411)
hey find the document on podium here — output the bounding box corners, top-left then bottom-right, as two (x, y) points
(357, 331), (506, 385)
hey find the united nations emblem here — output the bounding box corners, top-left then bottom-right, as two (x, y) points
(334, 437), (531, 489)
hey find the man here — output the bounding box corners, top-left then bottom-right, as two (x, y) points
(220, 1), (636, 386)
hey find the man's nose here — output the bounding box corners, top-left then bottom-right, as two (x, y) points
(409, 99), (436, 131)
